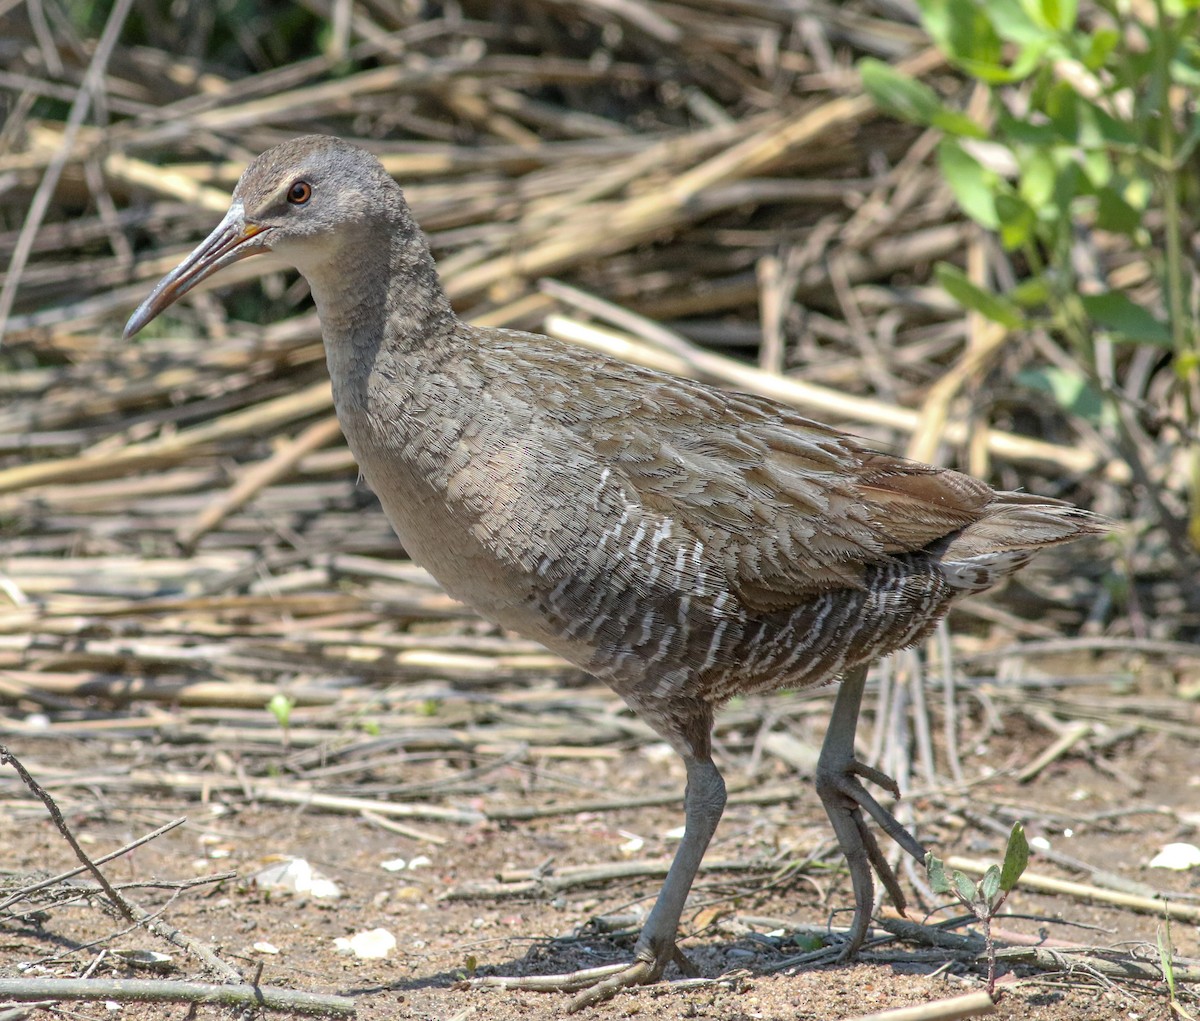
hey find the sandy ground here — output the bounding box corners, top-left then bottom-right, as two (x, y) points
(2, 678), (1198, 1021)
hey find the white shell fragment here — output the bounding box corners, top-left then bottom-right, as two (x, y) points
(333, 928), (397, 959)
(1148, 842), (1200, 870)
(111, 949), (174, 971)
(619, 831), (644, 855)
(250, 857), (342, 899)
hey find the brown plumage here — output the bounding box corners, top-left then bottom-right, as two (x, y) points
(126, 135), (1103, 1008)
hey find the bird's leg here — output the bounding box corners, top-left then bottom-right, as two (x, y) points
(565, 755), (726, 1009)
(479, 755), (726, 1010)
(814, 662), (927, 958)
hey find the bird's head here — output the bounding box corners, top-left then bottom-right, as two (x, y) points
(124, 135), (400, 338)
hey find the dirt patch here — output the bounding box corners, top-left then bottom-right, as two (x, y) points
(3, 669), (1197, 1020)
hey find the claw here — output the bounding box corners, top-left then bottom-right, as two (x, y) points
(471, 940), (690, 1011)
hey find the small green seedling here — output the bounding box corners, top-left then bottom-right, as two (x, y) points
(926, 821), (1029, 996)
(267, 692), (297, 736)
(1158, 914), (1198, 1020)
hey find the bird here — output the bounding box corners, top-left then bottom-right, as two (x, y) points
(125, 135), (1103, 1008)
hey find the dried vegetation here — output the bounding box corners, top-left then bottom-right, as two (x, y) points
(0, 1), (1197, 1019)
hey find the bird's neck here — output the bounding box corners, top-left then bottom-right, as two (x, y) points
(306, 225), (458, 401)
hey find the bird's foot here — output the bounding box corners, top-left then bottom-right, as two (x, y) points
(814, 754), (927, 958)
(470, 936), (694, 1012)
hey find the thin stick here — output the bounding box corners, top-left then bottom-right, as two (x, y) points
(176, 415), (343, 549)
(841, 991), (996, 1021)
(252, 785), (486, 823)
(0, 0), (135, 340)
(0, 381), (332, 494)
(543, 315), (1113, 477)
(359, 809), (449, 845)
(0, 816), (189, 911)
(0, 978), (355, 1015)
(946, 856), (1200, 922)
(0, 745), (136, 923)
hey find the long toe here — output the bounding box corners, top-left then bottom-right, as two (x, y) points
(815, 756), (928, 956)
(566, 956), (660, 1012)
(816, 757), (926, 863)
(470, 939), (687, 1011)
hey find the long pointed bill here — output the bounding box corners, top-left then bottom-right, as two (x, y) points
(123, 201), (271, 339)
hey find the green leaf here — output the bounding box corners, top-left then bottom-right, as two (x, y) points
(936, 262), (1025, 329)
(1159, 919), (1179, 1000)
(1083, 27), (1120, 70)
(1010, 277), (1051, 307)
(954, 870), (978, 904)
(1051, 159), (1084, 212)
(996, 109), (1066, 145)
(1026, 0), (1078, 31)
(995, 190), (1038, 249)
(859, 59), (986, 137)
(981, 864), (1003, 904)
(925, 852), (952, 895)
(1017, 148), (1058, 208)
(1000, 821), (1031, 891)
(1177, 110), (1200, 164)
(860, 59), (943, 125)
(937, 139), (1000, 228)
(918, 0), (1041, 83)
(992, 0), (1057, 42)
(1083, 147), (1113, 188)
(1016, 365), (1107, 423)
(942, 0), (1003, 65)
(1081, 292), (1173, 345)
(1171, 47), (1200, 88)
(1177, 351), (1200, 381)
(1048, 89), (1137, 149)
(1095, 185), (1142, 236)
(984, 863), (1003, 902)
(1082, 101), (1138, 148)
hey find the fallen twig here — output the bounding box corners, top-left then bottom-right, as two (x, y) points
(947, 856), (1200, 923)
(842, 990), (996, 1021)
(0, 978), (354, 1015)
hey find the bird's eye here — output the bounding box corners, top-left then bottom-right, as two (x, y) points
(287, 181), (312, 205)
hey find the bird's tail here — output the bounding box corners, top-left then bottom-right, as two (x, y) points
(934, 493), (1107, 595)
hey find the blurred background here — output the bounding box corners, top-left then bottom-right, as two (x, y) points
(1, 3), (1199, 1015)
(5, 1), (1196, 640)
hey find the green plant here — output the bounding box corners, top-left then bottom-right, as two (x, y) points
(862, 0), (1200, 549)
(267, 692), (296, 733)
(1159, 914), (1199, 1019)
(925, 821), (1030, 995)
